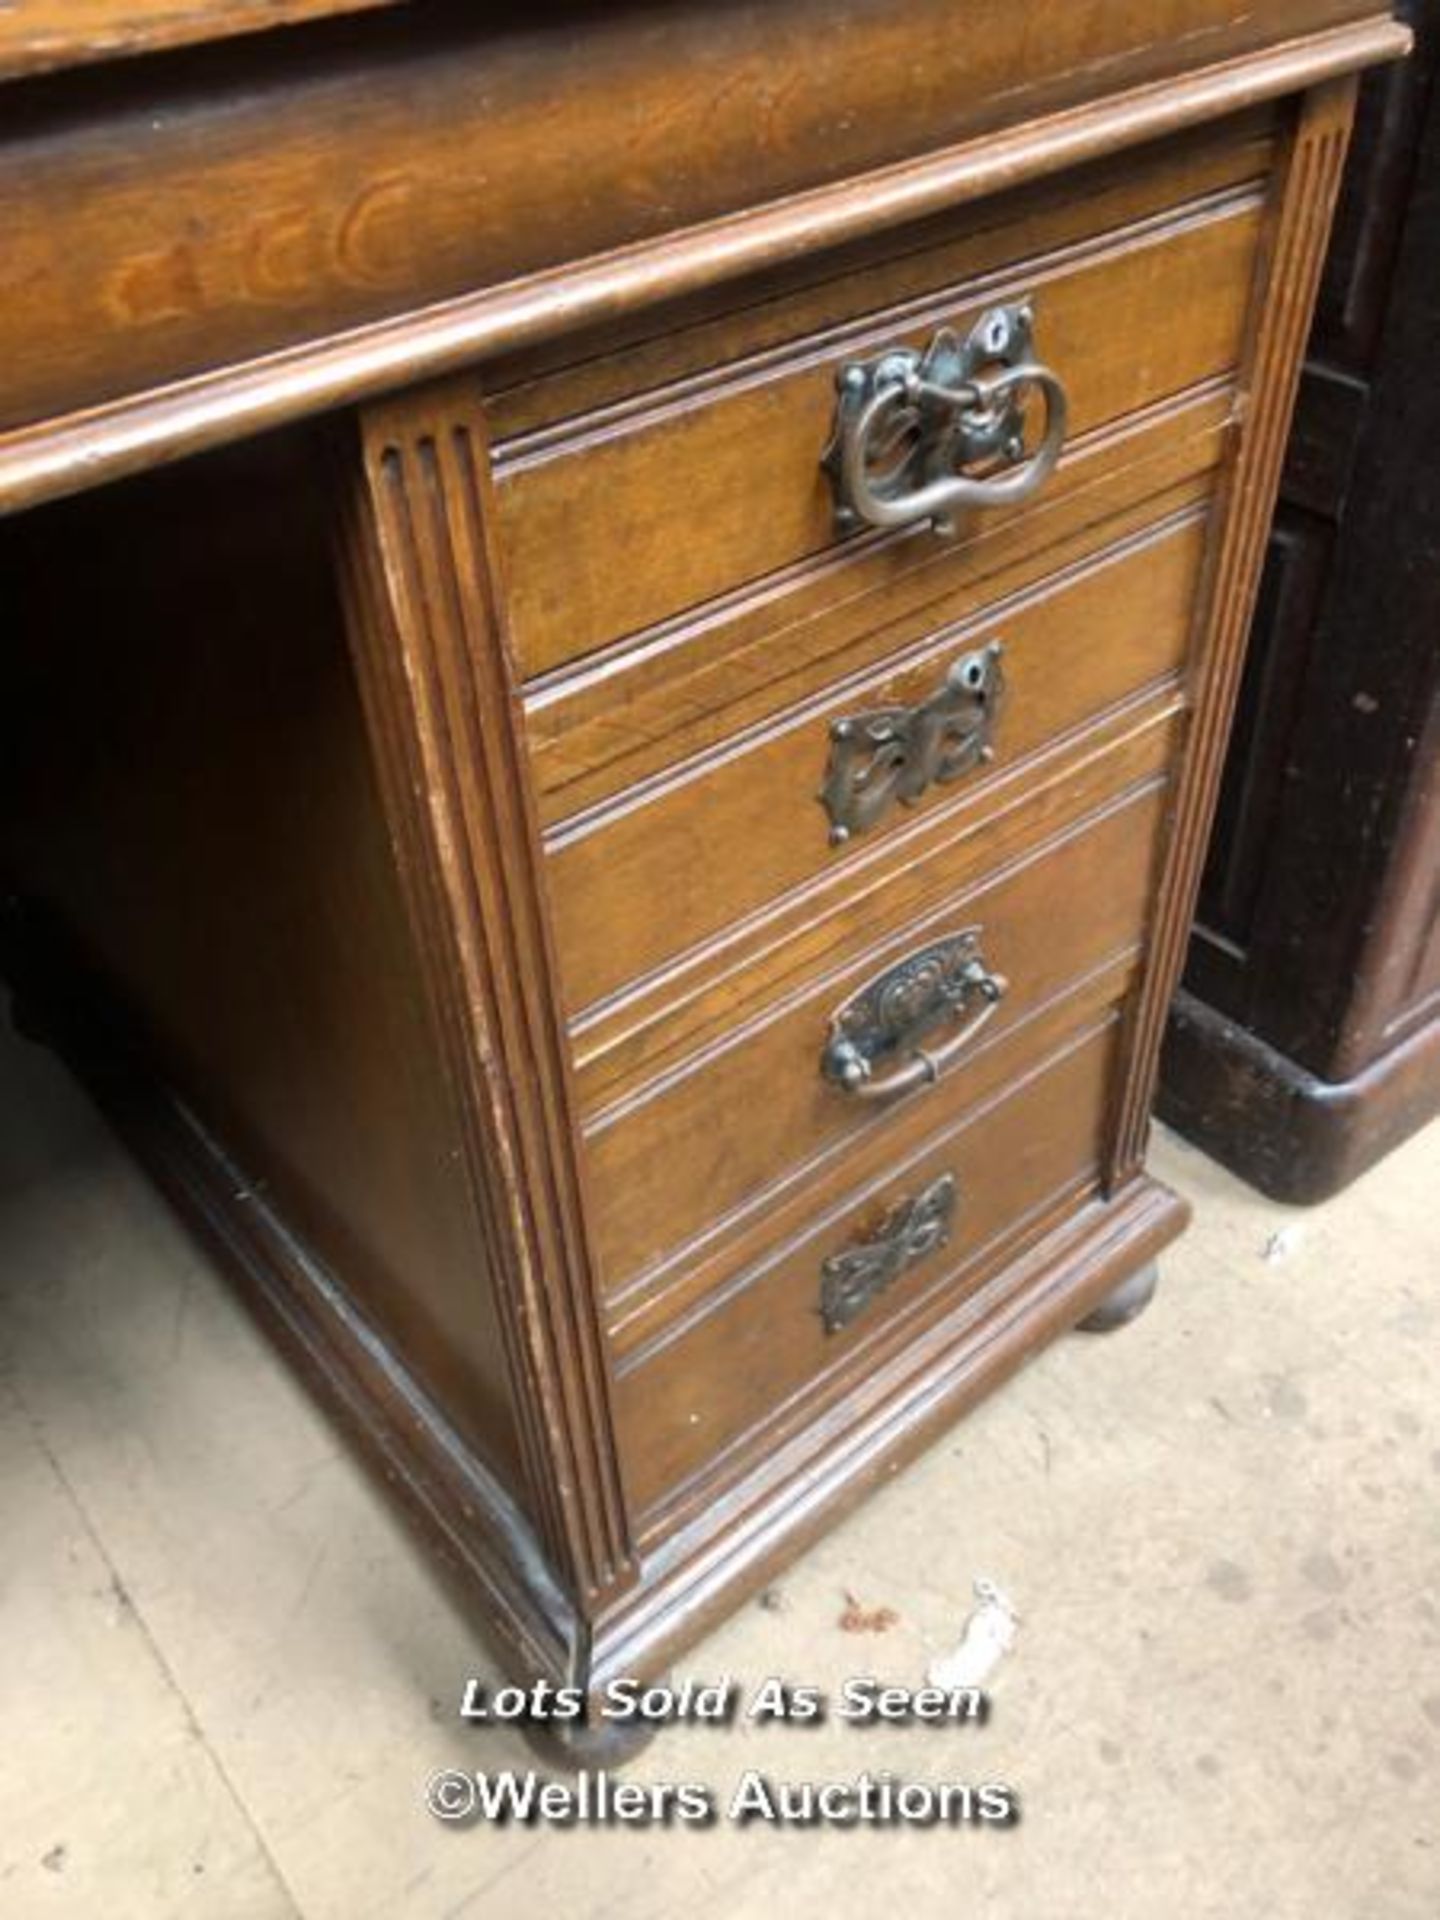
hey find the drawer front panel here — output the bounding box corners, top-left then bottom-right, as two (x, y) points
(486, 116), (1274, 447)
(525, 387), (1227, 833)
(612, 1012), (1120, 1525)
(574, 711), (1177, 1117)
(582, 761), (1170, 1296)
(545, 507), (1204, 1017)
(494, 184), (1261, 677)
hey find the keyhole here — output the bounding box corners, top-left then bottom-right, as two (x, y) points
(980, 310), (1011, 357)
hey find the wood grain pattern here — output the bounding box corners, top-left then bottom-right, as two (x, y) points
(484, 117), (1278, 445)
(615, 1014), (1123, 1523)
(0, 0), (1403, 1716)
(0, 900), (580, 1691)
(336, 385), (633, 1605)
(573, 704), (1181, 1121)
(0, 0), (401, 79)
(0, 17), (1406, 515)
(604, 948), (1138, 1358)
(584, 763), (1174, 1298)
(1112, 79), (1362, 1178)
(0, 434), (532, 1487)
(595, 1174), (1191, 1685)
(526, 388), (1231, 829)
(494, 191), (1263, 675)
(0, 7), (1375, 427)
(543, 511), (1207, 1018)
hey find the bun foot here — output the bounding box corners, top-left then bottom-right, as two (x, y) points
(522, 1696), (664, 1772)
(1077, 1260), (1159, 1334)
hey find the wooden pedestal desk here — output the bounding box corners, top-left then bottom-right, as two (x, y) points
(0, 1), (1408, 1761)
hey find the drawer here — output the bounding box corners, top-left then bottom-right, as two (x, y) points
(524, 383), (1228, 834)
(581, 737), (1174, 1297)
(612, 1009), (1122, 1527)
(573, 698), (1177, 1116)
(544, 504), (1206, 1017)
(491, 137), (1266, 678)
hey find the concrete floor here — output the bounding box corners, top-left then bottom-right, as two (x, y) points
(1, 1013), (1437, 1920)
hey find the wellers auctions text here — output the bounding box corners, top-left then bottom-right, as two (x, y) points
(429, 1768), (1018, 1829)
(459, 1675), (988, 1728)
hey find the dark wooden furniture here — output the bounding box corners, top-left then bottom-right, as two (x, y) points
(1161, 0), (1440, 1201)
(0, 3), (1407, 1756)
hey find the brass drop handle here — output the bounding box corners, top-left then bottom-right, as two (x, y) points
(822, 303), (1068, 537)
(820, 930), (1008, 1101)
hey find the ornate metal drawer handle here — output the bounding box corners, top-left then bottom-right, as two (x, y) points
(821, 641), (1004, 845)
(820, 1172), (958, 1334)
(822, 303), (1067, 537)
(820, 930), (1007, 1101)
